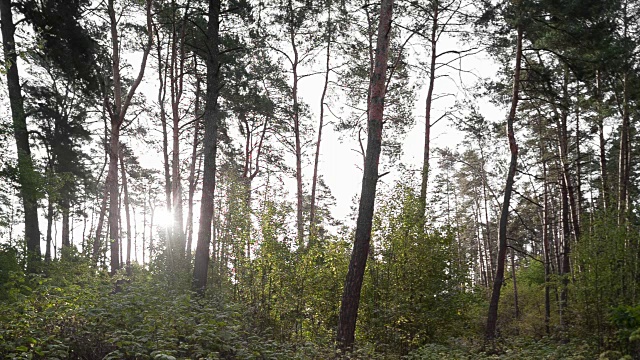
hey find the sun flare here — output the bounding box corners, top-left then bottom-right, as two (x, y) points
(154, 208), (173, 228)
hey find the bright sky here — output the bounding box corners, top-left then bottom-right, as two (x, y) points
(0, 4), (505, 263)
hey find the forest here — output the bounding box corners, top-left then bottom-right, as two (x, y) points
(1, 0), (639, 358)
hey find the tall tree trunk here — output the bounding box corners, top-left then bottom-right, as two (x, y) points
(46, 199), (54, 261)
(170, 6), (187, 261)
(556, 68), (580, 244)
(617, 72), (630, 224)
(542, 158), (551, 335)
(485, 25), (522, 341)
(480, 147), (494, 284)
(93, 172), (110, 262)
(595, 71), (609, 210)
(0, 0), (41, 271)
(155, 24), (173, 243)
(61, 197), (71, 250)
(142, 192), (147, 264)
(510, 249), (519, 320)
(336, 0), (394, 350)
(186, 75), (202, 262)
(149, 201), (155, 262)
(105, 0), (152, 275)
(120, 147), (132, 265)
(193, 0), (221, 293)
(309, 2), (331, 241)
(288, 3), (304, 247)
(419, 0), (438, 215)
(559, 176), (571, 328)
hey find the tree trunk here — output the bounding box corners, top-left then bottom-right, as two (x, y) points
(186, 75), (202, 262)
(596, 71), (609, 210)
(46, 199), (54, 261)
(120, 147), (132, 265)
(510, 249), (519, 320)
(288, 4), (304, 247)
(485, 25), (522, 341)
(149, 201), (155, 262)
(0, 0), (41, 271)
(61, 197), (71, 249)
(142, 192), (147, 264)
(170, 7), (187, 261)
(93, 173), (110, 263)
(541, 122), (551, 335)
(419, 0), (438, 215)
(155, 21), (173, 245)
(556, 68), (580, 244)
(336, 0), (394, 350)
(309, 2), (331, 241)
(105, 0), (152, 274)
(559, 175), (571, 329)
(617, 72), (630, 224)
(193, 0), (221, 293)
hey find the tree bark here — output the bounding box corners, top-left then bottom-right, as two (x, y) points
(336, 0), (394, 350)
(617, 72), (630, 224)
(186, 75), (202, 262)
(105, 0), (152, 275)
(93, 169), (110, 263)
(309, 2), (331, 241)
(170, 4), (187, 260)
(594, 71), (609, 210)
(1, 0), (41, 271)
(45, 199), (54, 261)
(419, 0), (438, 215)
(120, 147), (132, 265)
(559, 175), (571, 328)
(287, 0), (304, 247)
(540, 120), (551, 335)
(193, 0), (221, 293)
(556, 68), (580, 244)
(61, 197), (71, 250)
(510, 249), (519, 320)
(485, 25), (522, 341)
(155, 22), (173, 245)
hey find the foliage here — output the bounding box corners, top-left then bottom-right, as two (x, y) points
(359, 183), (476, 353)
(407, 337), (596, 359)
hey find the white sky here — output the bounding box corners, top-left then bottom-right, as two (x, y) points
(0, 3), (505, 262)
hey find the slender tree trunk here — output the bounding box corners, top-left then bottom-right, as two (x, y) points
(0, 0), (41, 271)
(120, 147), (132, 265)
(485, 25), (522, 341)
(193, 0), (221, 293)
(309, 2), (331, 241)
(559, 176), (571, 328)
(105, 0), (152, 274)
(186, 75), (202, 262)
(61, 198), (71, 249)
(336, 0), (394, 350)
(107, 122), (121, 274)
(155, 24), (173, 242)
(557, 69), (580, 244)
(288, 6), (304, 247)
(511, 249), (519, 320)
(542, 159), (551, 335)
(170, 7), (187, 260)
(419, 0), (438, 215)
(149, 201), (155, 262)
(46, 199), (54, 261)
(142, 191), (147, 264)
(93, 174), (110, 262)
(595, 71), (609, 210)
(617, 72), (630, 224)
